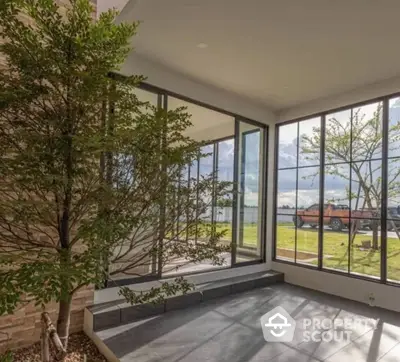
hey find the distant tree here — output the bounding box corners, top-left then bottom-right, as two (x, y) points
(301, 104), (400, 249)
(0, 0), (230, 355)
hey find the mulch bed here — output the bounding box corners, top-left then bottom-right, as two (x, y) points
(4, 332), (107, 362)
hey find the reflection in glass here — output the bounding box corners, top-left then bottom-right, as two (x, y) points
(198, 144), (214, 224)
(236, 122), (264, 264)
(298, 117), (321, 167)
(215, 139), (235, 244)
(163, 97), (235, 276)
(168, 96), (235, 141)
(134, 88), (158, 108)
(278, 123), (298, 169)
(177, 165), (189, 239)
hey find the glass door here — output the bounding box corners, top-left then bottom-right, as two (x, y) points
(233, 120), (266, 264)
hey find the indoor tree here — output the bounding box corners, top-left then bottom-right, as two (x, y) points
(0, 0), (230, 355)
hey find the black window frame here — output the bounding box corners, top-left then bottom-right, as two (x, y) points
(273, 90), (400, 286)
(106, 73), (269, 287)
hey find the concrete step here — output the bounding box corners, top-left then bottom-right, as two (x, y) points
(86, 270), (284, 332)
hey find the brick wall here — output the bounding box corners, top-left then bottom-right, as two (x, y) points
(0, 0), (97, 353)
(0, 286), (94, 352)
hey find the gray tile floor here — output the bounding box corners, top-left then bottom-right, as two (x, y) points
(96, 284), (400, 362)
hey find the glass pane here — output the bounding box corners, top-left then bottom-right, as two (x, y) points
(215, 138), (235, 245)
(162, 97), (235, 276)
(295, 166), (320, 267)
(324, 163), (350, 209)
(325, 109), (352, 165)
(198, 144), (214, 224)
(277, 169), (297, 215)
(236, 122), (264, 263)
(386, 156), (400, 283)
(275, 219), (295, 262)
(278, 122), (298, 169)
(168, 97), (234, 141)
(389, 97), (400, 158)
(108, 88), (159, 283)
(323, 223), (349, 273)
(351, 102), (383, 161)
(296, 225), (319, 267)
(349, 218), (380, 279)
(177, 165), (189, 240)
(350, 161), (381, 219)
(322, 164), (351, 272)
(387, 226), (400, 282)
(388, 158), (400, 217)
(298, 117), (321, 167)
(297, 167), (320, 215)
(134, 88), (158, 107)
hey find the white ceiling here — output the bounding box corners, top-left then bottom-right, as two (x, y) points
(118, 0), (400, 111)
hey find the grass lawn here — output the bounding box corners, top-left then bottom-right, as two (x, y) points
(216, 222), (400, 281)
(215, 223), (258, 247)
(276, 223), (400, 281)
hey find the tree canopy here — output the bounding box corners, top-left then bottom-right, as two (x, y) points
(0, 0), (231, 351)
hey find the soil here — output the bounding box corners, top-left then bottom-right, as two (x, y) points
(3, 332), (107, 362)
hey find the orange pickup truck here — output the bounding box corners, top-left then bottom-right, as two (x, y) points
(293, 203), (373, 231)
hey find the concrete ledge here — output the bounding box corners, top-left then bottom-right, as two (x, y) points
(165, 291), (203, 312)
(201, 284), (232, 301)
(95, 263), (271, 305)
(231, 279), (256, 294)
(88, 270), (284, 332)
(120, 302), (165, 324)
(93, 309), (121, 332)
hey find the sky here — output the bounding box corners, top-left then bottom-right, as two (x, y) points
(199, 133), (262, 207)
(277, 98), (400, 210)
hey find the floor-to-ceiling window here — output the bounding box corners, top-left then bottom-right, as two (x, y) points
(107, 80), (268, 285)
(274, 93), (400, 284)
(387, 96), (400, 283)
(235, 121), (265, 264)
(163, 97), (267, 275)
(107, 86), (162, 284)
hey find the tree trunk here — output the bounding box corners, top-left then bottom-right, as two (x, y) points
(57, 297), (72, 350)
(41, 320), (50, 362)
(365, 197), (379, 250)
(42, 312), (67, 361)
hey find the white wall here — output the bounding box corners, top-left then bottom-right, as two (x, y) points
(278, 75), (400, 122)
(273, 262), (400, 312)
(274, 76), (400, 312)
(120, 52), (276, 265)
(120, 53), (276, 126)
(96, 0), (130, 17)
